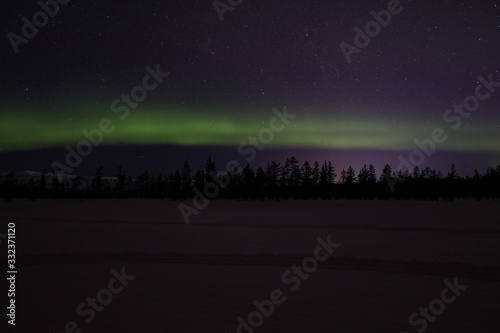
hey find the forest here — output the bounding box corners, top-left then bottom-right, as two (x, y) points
(1, 156), (500, 201)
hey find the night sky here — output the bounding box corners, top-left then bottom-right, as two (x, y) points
(1, 0), (499, 177)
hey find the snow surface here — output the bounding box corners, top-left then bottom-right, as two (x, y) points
(1, 199), (499, 332)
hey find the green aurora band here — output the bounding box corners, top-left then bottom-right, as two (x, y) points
(1, 106), (499, 152)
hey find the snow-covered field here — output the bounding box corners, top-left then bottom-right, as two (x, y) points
(1, 199), (500, 332)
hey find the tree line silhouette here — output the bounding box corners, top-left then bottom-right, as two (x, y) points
(1, 156), (500, 201)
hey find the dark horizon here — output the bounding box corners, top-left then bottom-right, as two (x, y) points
(1, 144), (499, 179)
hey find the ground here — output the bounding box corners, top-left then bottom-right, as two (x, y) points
(1, 199), (499, 332)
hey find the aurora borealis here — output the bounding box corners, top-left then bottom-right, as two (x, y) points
(1, 0), (500, 175)
(1, 104), (500, 152)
